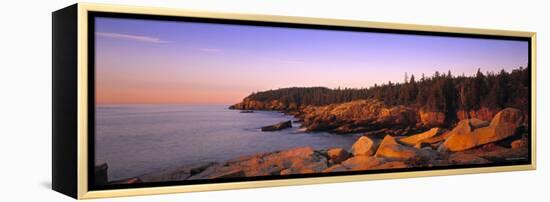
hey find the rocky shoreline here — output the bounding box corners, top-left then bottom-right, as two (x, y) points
(229, 98), (521, 136)
(97, 107), (529, 185)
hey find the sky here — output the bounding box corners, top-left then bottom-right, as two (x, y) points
(95, 17), (529, 105)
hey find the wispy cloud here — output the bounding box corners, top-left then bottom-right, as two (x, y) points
(96, 32), (169, 43)
(199, 48), (222, 52)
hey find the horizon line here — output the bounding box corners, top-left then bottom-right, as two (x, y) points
(95, 66), (527, 105)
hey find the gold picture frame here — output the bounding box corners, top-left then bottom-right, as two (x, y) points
(52, 3), (536, 199)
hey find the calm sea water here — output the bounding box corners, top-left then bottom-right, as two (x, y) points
(96, 105), (362, 180)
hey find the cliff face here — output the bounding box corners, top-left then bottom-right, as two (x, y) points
(299, 99), (421, 134)
(229, 98), (300, 111)
(231, 98), (449, 135)
(456, 107), (500, 122)
(230, 96), (529, 136)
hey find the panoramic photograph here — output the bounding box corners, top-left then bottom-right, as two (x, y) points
(93, 16), (530, 186)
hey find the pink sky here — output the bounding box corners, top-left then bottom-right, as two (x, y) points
(95, 17), (529, 105)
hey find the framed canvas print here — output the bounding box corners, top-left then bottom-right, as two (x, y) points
(52, 3), (536, 199)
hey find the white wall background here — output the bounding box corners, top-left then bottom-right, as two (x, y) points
(0, 0), (547, 201)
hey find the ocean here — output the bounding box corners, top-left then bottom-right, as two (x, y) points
(95, 105), (362, 180)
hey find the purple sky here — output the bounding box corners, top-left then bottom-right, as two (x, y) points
(95, 17), (528, 104)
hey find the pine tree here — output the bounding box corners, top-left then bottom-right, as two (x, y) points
(243, 67), (528, 115)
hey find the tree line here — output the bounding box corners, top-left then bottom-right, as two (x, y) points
(245, 66), (530, 119)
